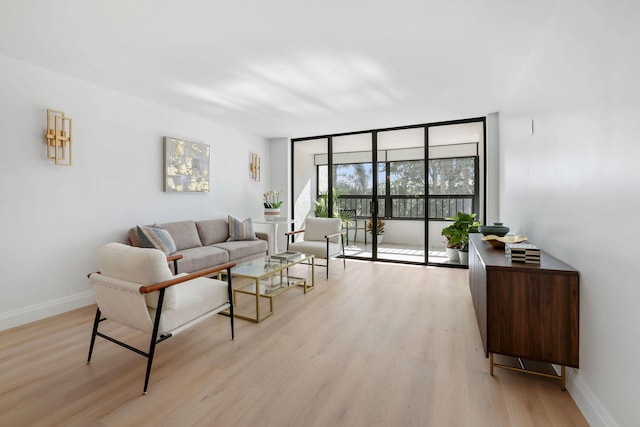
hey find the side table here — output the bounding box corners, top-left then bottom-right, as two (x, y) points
(253, 217), (295, 254)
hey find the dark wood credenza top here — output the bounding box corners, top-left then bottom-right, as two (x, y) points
(469, 233), (578, 274)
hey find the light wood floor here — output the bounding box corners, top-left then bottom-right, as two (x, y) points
(0, 260), (588, 427)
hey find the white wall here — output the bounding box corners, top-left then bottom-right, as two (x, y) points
(485, 112), (500, 224)
(0, 54), (269, 331)
(380, 220), (424, 246)
(263, 137), (290, 251)
(292, 143), (317, 230)
(499, 1), (640, 426)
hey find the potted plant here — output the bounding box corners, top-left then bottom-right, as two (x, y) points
(263, 190), (283, 220)
(314, 190), (353, 227)
(441, 212), (480, 264)
(313, 192), (329, 217)
(441, 224), (460, 262)
(366, 218), (385, 243)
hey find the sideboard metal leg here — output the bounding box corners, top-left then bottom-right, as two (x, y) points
(489, 353), (494, 376)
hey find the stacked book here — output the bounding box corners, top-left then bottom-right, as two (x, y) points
(505, 243), (541, 264)
(270, 251), (302, 262)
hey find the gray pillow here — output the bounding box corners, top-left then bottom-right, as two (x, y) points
(137, 224), (177, 255)
(227, 215), (256, 241)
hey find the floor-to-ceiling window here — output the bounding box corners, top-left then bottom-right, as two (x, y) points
(427, 120), (485, 266)
(291, 117), (485, 267)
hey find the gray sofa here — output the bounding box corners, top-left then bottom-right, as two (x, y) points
(128, 218), (269, 274)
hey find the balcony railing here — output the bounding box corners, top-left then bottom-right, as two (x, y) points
(334, 195), (474, 220)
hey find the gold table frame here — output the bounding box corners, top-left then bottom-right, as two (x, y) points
(490, 353), (567, 390)
(225, 254), (315, 323)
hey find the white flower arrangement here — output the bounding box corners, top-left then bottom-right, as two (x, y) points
(263, 190), (283, 208)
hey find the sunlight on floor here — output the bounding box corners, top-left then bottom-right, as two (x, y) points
(343, 242), (455, 264)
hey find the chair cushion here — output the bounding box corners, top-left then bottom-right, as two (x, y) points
(97, 243), (177, 309)
(303, 217), (342, 243)
(152, 277), (229, 335)
(288, 241), (342, 259)
(227, 215), (256, 241)
(137, 224), (177, 255)
(160, 220), (202, 250)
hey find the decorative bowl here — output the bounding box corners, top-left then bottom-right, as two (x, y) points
(481, 234), (527, 248)
(478, 222), (510, 237)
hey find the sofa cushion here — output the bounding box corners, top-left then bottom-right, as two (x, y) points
(213, 239), (268, 260)
(195, 219), (229, 246)
(160, 220), (202, 250)
(174, 246), (229, 273)
(137, 225), (177, 255)
(227, 215), (256, 241)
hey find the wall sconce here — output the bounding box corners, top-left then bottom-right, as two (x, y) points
(250, 152), (260, 181)
(46, 109), (72, 166)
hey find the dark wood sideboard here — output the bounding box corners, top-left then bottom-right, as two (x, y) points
(468, 233), (579, 389)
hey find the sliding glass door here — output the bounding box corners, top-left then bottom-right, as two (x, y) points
(292, 117), (486, 267)
(331, 133), (375, 260)
(375, 128), (426, 262)
(427, 121), (484, 265)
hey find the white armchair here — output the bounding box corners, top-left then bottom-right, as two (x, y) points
(285, 217), (345, 279)
(87, 243), (235, 394)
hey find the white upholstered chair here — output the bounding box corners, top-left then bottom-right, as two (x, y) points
(87, 243), (235, 394)
(285, 217), (345, 279)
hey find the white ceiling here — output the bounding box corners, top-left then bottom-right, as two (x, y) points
(0, 0), (557, 138)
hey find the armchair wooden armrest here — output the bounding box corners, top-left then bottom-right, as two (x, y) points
(167, 254), (184, 275)
(325, 230), (344, 239)
(285, 229), (305, 248)
(139, 262), (236, 294)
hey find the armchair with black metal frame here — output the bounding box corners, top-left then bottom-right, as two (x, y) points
(87, 243), (236, 394)
(285, 217), (345, 279)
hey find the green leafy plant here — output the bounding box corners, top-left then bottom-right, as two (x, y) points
(314, 190), (353, 226)
(366, 218), (385, 235)
(313, 192), (330, 217)
(441, 212), (480, 251)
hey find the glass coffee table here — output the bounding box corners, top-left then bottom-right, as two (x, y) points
(226, 253), (315, 322)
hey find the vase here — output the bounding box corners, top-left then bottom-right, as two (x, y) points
(478, 222), (510, 237)
(264, 208), (281, 220)
(458, 250), (469, 265)
(445, 247), (459, 262)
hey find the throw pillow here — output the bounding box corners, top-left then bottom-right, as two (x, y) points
(137, 224), (177, 255)
(227, 215), (256, 241)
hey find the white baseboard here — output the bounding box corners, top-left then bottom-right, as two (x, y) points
(0, 290), (95, 332)
(566, 368), (619, 427)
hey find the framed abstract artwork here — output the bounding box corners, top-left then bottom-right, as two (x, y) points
(164, 136), (210, 192)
